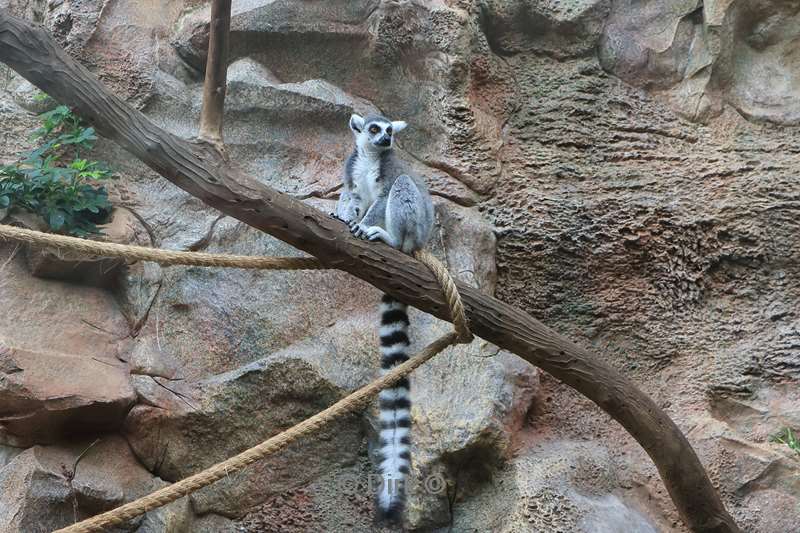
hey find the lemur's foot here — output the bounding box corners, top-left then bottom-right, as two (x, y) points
(364, 226), (390, 243)
(350, 223), (394, 247)
(349, 222), (385, 242)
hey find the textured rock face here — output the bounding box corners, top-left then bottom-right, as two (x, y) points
(0, 0), (799, 532)
(0, 436), (235, 532)
(600, 0), (800, 123)
(0, 243), (135, 447)
(450, 440), (658, 532)
(123, 351), (364, 517)
(0, 244), (129, 358)
(0, 341), (135, 447)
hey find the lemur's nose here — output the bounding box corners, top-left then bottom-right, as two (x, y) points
(376, 135), (391, 147)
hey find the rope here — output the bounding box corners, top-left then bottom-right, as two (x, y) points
(25, 222), (474, 533)
(0, 224), (323, 270)
(413, 249), (473, 343)
(53, 333), (461, 533)
(0, 225), (472, 339)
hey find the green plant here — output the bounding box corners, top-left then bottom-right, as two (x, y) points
(0, 102), (114, 236)
(771, 427), (800, 456)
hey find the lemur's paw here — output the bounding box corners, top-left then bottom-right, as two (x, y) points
(365, 226), (388, 242)
(331, 213), (350, 224)
(350, 222), (369, 239)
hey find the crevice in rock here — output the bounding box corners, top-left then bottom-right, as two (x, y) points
(151, 376), (199, 411)
(186, 214), (226, 252)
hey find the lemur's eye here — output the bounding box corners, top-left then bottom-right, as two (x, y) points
(368, 125), (380, 134)
(386, 126), (393, 135)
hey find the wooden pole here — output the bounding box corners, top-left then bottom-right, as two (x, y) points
(0, 11), (741, 533)
(197, 0), (231, 147)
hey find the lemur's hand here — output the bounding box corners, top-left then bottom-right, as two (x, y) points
(349, 220), (367, 239)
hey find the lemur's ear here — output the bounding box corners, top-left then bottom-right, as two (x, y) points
(349, 114), (365, 133)
(391, 121), (407, 133)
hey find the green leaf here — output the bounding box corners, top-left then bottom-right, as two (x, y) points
(6, 102), (113, 236)
(77, 127), (96, 143)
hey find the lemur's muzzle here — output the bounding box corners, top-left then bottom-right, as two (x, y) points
(375, 135), (391, 147)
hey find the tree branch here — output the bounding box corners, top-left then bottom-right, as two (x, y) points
(0, 11), (740, 533)
(197, 0), (231, 147)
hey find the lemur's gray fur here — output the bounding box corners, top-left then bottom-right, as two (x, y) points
(336, 113), (434, 253)
(333, 113), (434, 522)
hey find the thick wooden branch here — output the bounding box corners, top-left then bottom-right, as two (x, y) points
(197, 0), (231, 146)
(0, 11), (740, 533)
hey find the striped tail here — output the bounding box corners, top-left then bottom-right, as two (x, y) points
(375, 293), (412, 522)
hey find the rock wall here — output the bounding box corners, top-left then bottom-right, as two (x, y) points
(1, 1), (798, 532)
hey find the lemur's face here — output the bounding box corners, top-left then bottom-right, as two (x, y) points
(349, 114), (407, 151)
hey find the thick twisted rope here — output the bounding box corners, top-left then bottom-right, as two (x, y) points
(16, 223), (473, 533)
(413, 249), (473, 343)
(0, 224), (323, 270)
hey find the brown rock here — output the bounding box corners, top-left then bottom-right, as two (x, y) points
(123, 352), (364, 517)
(24, 245), (123, 288)
(46, 0), (191, 107)
(0, 242), (130, 358)
(21, 208), (152, 288)
(0, 447), (74, 533)
(189, 513), (239, 532)
(0, 341), (135, 446)
(449, 440), (659, 533)
(0, 437), (191, 533)
(404, 333), (540, 529)
(121, 333), (183, 380)
(0, 443), (23, 468)
(600, 0), (800, 124)
(435, 199), (498, 294)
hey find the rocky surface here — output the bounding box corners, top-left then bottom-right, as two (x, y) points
(600, 0), (800, 124)
(123, 349), (364, 517)
(0, 242), (135, 447)
(0, 0), (799, 532)
(0, 341), (135, 447)
(0, 436), (235, 532)
(449, 440), (658, 533)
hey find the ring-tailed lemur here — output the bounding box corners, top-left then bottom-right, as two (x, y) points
(333, 113), (434, 522)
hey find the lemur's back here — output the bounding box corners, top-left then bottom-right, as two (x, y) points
(385, 171), (434, 254)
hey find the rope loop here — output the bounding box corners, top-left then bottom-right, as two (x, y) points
(414, 249), (473, 344)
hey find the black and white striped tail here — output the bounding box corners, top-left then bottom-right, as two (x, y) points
(375, 293), (412, 523)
